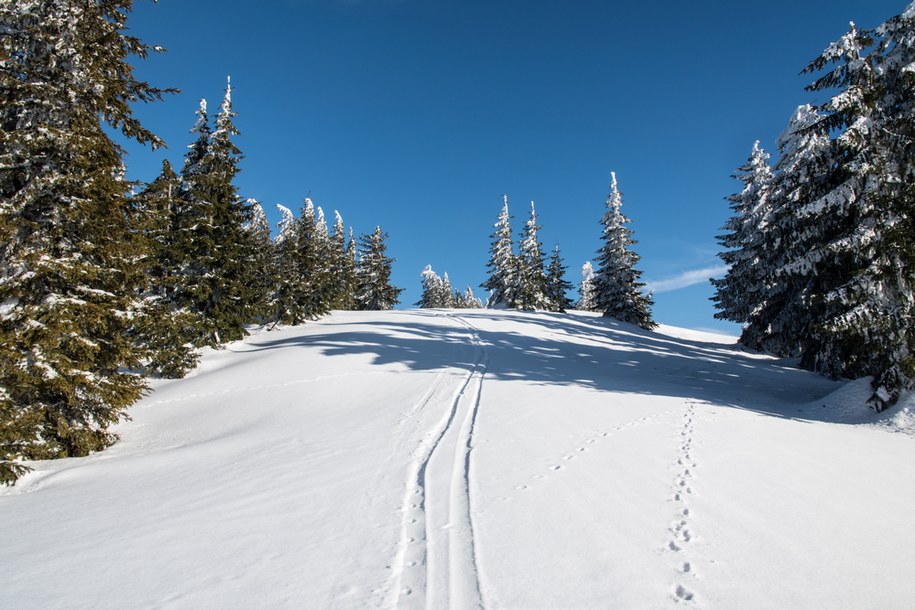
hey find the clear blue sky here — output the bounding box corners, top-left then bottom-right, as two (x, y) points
(119, 0), (905, 333)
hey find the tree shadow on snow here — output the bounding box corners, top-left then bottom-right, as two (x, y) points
(243, 309), (851, 424)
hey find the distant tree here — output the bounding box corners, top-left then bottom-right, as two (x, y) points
(545, 244), (574, 312)
(592, 173), (655, 328)
(270, 203), (307, 325)
(0, 0), (172, 484)
(577, 261), (599, 311)
(339, 227), (358, 310)
(327, 211), (348, 309)
(417, 265), (446, 308)
(481, 195), (517, 308)
(245, 199), (274, 324)
(457, 286), (484, 309)
(514, 201), (551, 310)
(355, 227), (403, 310)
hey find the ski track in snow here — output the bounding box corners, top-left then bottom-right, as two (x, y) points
(669, 401), (700, 604)
(385, 314), (487, 609)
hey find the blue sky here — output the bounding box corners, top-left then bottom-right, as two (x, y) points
(119, 0), (905, 333)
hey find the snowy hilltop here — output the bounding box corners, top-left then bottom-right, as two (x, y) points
(2, 309), (913, 608)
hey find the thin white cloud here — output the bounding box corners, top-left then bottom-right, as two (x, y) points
(644, 265), (728, 294)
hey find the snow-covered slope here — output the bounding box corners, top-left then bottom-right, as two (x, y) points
(2, 310), (914, 609)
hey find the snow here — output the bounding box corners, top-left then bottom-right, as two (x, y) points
(2, 309), (914, 609)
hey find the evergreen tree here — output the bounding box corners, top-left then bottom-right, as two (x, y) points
(577, 261), (599, 311)
(592, 173), (655, 328)
(545, 244), (574, 312)
(458, 286), (484, 309)
(131, 160), (198, 377)
(355, 227), (403, 310)
(270, 204), (306, 324)
(175, 79), (259, 345)
(417, 265), (446, 308)
(710, 142), (776, 330)
(339, 227), (358, 310)
(515, 201), (551, 310)
(481, 195), (517, 308)
(245, 199), (274, 324)
(327, 211), (348, 309)
(0, 0), (172, 484)
(441, 272), (456, 308)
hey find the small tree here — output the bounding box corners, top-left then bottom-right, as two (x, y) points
(577, 261), (599, 311)
(355, 227), (403, 310)
(545, 244), (574, 312)
(515, 201), (551, 310)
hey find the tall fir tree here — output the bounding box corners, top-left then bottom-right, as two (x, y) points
(481, 195), (517, 308)
(592, 173), (655, 329)
(515, 201), (551, 310)
(0, 0), (172, 484)
(710, 141), (776, 330)
(355, 227), (403, 310)
(175, 80), (259, 345)
(328, 211), (349, 309)
(545, 244), (574, 313)
(339, 227), (359, 310)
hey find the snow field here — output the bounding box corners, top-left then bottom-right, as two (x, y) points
(2, 309), (914, 609)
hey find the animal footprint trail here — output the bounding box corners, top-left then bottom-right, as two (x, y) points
(667, 401), (701, 605)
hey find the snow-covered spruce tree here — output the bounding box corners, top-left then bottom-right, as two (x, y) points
(515, 201), (551, 310)
(458, 286), (484, 309)
(338, 227), (359, 310)
(441, 272), (456, 308)
(740, 105), (836, 357)
(290, 198), (331, 320)
(327, 211), (348, 309)
(270, 204), (307, 324)
(355, 227), (403, 310)
(312, 206), (337, 314)
(592, 173), (655, 328)
(130, 159), (198, 378)
(481, 195), (517, 308)
(577, 261), (599, 311)
(710, 141), (776, 335)
(792, 12), (915, 408)
(0, 0), (172, 484)
(417, 265), (447, 308)
(545, 244), (574, 312)
(175, 80), (260, 346)
(245, 199), (274, 324)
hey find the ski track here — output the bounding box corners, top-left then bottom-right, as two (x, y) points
(668, 401), (700, 605)
(385, 314), (487, 609)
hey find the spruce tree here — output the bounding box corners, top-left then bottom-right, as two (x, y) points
(245, 199), (274, 324)
(339, 228), (359, 310)
(175, 80), (259, 345)
(592, 173), (655, 328)
(271, 204), (307, 325)
(0, 0), (172, 484)
(131, 160), (198, 377)
(515, 201), (551, 310)
(355, 227), (403, 310)
(481, 195), (517, 308)
(577, 261), (598, 311)
(710, 142), (776, 332)
(328, 211), (348, 309)
(417, 265), (445, 308)
(545, 244), (574, 312)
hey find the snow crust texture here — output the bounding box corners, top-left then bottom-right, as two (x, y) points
(2, 310), (914, 609)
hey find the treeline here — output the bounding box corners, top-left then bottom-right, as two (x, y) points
(477, 177), (655, 330)
(712, 5), (915, 409)
(0, 2), (400, 484)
